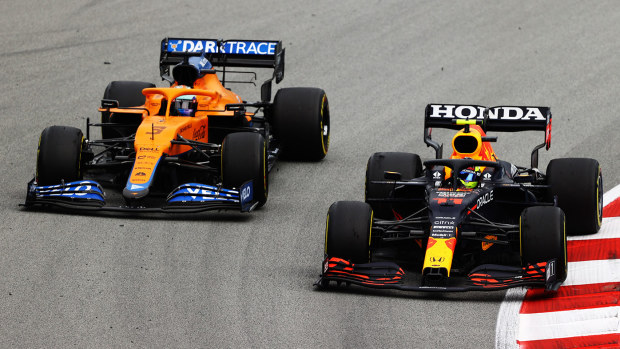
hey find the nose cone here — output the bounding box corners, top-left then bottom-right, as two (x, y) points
(123, 183), (150, 201)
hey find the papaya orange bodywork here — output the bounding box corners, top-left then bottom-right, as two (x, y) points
(98, 72), (253, 195)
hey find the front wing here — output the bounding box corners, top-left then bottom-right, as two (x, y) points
(315, 257), (561, 292)
(23, 179), (258, 213)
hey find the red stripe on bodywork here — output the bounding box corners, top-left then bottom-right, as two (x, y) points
(520, 282), (620, 314)
(603, 197), (620, 218)
(444, 237), (457, 251)
(568, 238), (620, 262)
(518, 333), (619, 349)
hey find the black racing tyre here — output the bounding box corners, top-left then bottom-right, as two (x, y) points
(365, 152), (423, 219)
(546, 158), (602, 235)
(271, 87), (330, 161)
(101, 81), (155, 139)
(36, 126), (84, 186)
(325, 201), (373, 263)
(520, 206), (567, 282)
(221, 132), (268, 207)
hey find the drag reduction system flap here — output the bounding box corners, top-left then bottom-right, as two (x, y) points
(160, 37), (285, 84)
(423, 104), (552, 165)
(424, 104), (550, 132)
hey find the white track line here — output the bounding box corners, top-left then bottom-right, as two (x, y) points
(563, 259), (620, 286)
(518, 306), (620, 341)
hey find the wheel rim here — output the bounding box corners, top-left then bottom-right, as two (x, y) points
(319, 94), (330, 155)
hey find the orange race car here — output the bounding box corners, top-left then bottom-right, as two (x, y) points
(24, 38), (330, 213)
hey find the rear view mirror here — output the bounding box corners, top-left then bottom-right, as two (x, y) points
(384, 171), (402, 181)
(261, 80), (272, 102)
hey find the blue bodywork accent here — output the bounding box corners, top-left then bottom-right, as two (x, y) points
(166, 183), (240, 203)
(25, 179), (258, 213)
(188, 56), (212, 71)
(33, 180), (105, 204)
(239, 181), (253, 207)
(124, 157), (162, 199)
(166, 40), (277, 56)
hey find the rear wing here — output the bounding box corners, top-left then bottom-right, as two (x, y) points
(423, 104), (552, 168)
(159, 38), (285, 93)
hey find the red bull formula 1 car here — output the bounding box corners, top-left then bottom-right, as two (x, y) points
(316, 104), (602, 292)
(24, 38), (330, 214)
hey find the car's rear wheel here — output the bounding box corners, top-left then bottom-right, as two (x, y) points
(36, 126), (84, 186)
(325, 201), (373, 264)
(271, 87), (330, 161)
(221, 132), (268, 207)
(101, 81), (155, 139)
(365, 152), (423, 219)
(546, 158), (602, 235)
(520, 206), (567, 283)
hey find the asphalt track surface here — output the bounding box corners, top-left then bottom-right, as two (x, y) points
(1, 1), (619, 348)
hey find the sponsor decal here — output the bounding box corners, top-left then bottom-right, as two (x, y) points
(545, 259), (555, 280)
(137, 154), (158, 160)
(431, 215), (457, 237)
(476, 190), (494, 209)
(139, 147), (160, 152)
(183, 188), (229, 197)
(179, 124), (191, 133)
(146, 126), (166, 135)
(437, 191), (468, 198)
(130, 184), (145, 190)
(430, 256), (445, 263)
(241, 185), (251, 202)
(483, 172), (492, 180)
(239, 181), (253, 205)
(38, 183), (94, 197)
(192, 125), (206, 140)
(433, 171), (442, 179)
(167, 39), (277, 55)
(429, 104), (546, 121)
(136, 172), (146, 177)
(431, 231), (454, 238)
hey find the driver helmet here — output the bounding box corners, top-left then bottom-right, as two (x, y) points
(458, 166), (481, 189)
(173, 95), (197, 116)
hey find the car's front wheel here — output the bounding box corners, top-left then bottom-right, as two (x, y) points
(324, 201), (373, 263)
(37, 126), (85, 186)
(520, 206), (567, 283)
(221, 132), (268, 207)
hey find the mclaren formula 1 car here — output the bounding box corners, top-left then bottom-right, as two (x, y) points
(316, 104), (602, 292)
(24, 38), (330, 213)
